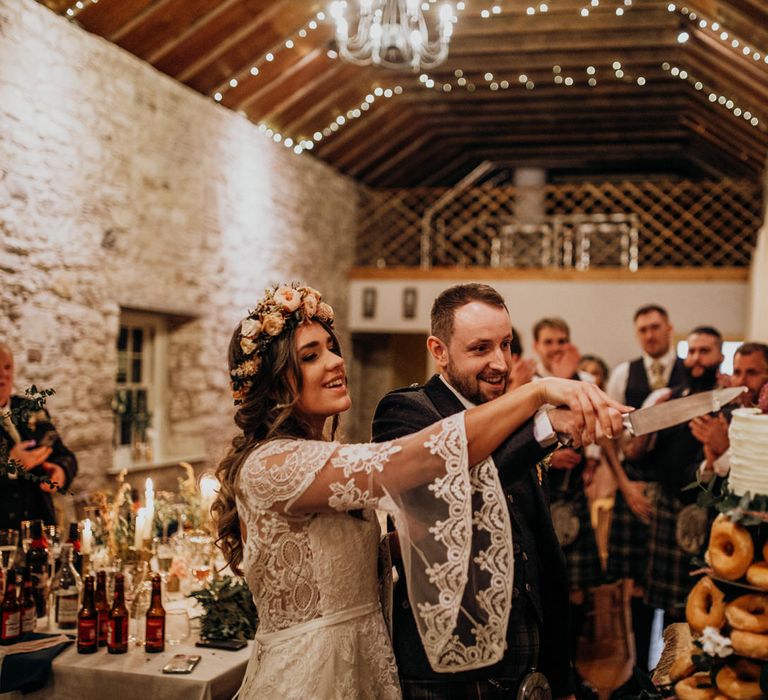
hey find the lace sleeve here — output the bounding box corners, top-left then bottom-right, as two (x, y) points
(238, 413), (512, 673)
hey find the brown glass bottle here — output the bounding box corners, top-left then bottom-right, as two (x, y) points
(94, 571), (110, 647)
(66, 522), (83, 576)
(107, 573), (128, 654)
(144, 574), (165, 653)
(1, 570), (21, 645)
(77, 575), (98, 654)
(25, 520), (48, 618)
(20, 566), (36, 635)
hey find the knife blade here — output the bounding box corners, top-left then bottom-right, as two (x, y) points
(622, 386), (747, 436)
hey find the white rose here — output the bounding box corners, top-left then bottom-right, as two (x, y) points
(240, 317), (262, 338)
(273, 286), (301, 312)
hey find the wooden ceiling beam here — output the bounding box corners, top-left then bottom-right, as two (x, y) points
(171, 0), (298, 83)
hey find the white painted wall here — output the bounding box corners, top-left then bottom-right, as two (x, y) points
(349, 277), (748, 371)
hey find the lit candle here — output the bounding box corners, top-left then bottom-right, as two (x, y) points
(199, 475), (219, 518)
(144, 477), (155, 540)
(81, 518), (93, 555)
(135, 508), (147, 549)
(145, 477), (154, 511)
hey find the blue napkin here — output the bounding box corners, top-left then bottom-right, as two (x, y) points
(0, 632), (74, 693)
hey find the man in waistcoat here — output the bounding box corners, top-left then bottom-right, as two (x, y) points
(372, 284), (579, 699)
(0, 342), (77, 530)
(604, 304), (686, 686)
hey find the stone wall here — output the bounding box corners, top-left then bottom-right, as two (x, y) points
(0, 0), (360, 490)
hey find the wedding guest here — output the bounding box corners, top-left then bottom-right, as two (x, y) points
(604, 304), (685, 688)
(213, 283), (627, 700)
(531, 317), (601, 700)
(0, 342), (78, 530)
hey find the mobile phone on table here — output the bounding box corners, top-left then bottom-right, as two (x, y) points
(162, 654), (201, 674)
(196, 639), (247, 651)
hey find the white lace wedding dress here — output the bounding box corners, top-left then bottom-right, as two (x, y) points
(235, 413), (514, 699)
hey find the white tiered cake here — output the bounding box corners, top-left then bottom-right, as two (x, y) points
(728, 407), (768, 497)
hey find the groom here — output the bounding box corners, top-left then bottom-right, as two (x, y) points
(372, 284), (577, 699)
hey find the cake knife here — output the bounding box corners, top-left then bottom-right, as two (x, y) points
(622, 386), (747, 436)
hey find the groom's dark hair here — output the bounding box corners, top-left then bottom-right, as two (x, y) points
(431, 283), (508, 343)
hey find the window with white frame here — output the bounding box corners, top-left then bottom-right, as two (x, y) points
(113, 310), (167, 468)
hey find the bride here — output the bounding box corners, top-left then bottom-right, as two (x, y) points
(213, 283), (626, 699)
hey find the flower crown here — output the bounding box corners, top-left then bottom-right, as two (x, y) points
(231, 284), (334, 404)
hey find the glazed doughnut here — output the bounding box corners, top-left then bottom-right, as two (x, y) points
(726, 594), (768, 632)
(730, 629), (768, 660)
(669, 650), (696, 682)
(715, 659), (763, 700)
(708, 516), (754, 580)
(686, 577), (726, 632)
(745, 561), (768, 590)
(675, 673), (718, 700)
(763, 539), (768, 562)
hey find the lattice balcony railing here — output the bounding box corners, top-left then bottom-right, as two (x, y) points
(356, 179), (763, 269)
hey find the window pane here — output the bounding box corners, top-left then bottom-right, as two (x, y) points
(131, 358), (142, 383)
(116, 352), (128, 384)
(117, 327), (128, 351)
(132, 328), (143, 354)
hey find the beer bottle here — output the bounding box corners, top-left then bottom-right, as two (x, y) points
(66, 522), (83, 576)
(95, 570), (110, 647)
(25, 520), (48, 618)
(107, 573), (128, 654)
(53, 544), (81, 629)
(20, 566), (36, 634)
(144, 574), (165, 653)
(0, 570), (21, 645)
(77, 575), (98, 654)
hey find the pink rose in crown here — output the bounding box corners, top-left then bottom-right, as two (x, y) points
(302, 294), (318, 318)
(759, 382), (768, 414)
(316, 302), (334, 322)
(262, 312), (285, 336)
(273, 286), (302, 312)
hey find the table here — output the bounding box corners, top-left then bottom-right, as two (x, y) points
(8, 640), (251, 700)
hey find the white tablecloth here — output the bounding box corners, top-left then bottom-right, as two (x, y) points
(8, 640), (251, 700)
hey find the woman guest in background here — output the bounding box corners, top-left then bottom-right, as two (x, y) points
(212, 283), (627, 700)
(578, 354), (610, 390)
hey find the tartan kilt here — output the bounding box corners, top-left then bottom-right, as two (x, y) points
(606, 489), (651, 581)
(644, 490), (699, 616)
(553, 491), (602, 590)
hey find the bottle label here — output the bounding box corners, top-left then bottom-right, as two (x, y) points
(98, 612), (109, 644)
(21, 606), (36, 633)
(108, 617), (128, 648)
(145, 617), (165, 646)
(2, 610), (20, 640)
(57, 594), (79, 624)
(78, 618), (97, 646)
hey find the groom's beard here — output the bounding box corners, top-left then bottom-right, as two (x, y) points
(685, 364), (719, 393)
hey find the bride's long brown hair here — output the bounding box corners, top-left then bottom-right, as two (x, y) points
(212, 319), (340, 574)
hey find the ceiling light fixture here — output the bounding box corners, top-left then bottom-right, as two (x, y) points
(329, 0), (455, 71)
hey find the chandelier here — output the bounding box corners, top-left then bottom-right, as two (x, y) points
(329, 1), (455, 72)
